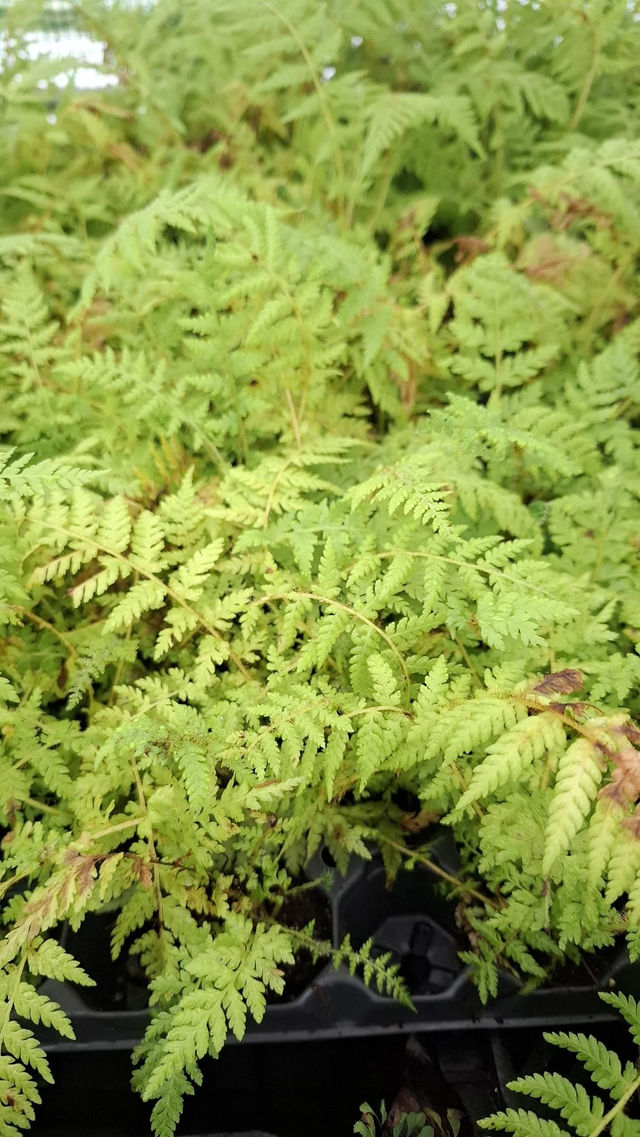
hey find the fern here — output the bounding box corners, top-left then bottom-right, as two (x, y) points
(1, 0), (640, 1132)
(361, 91), (483, 177)
(0, 449), (98, 501)
(543, 740), (605, 877)
(480, 993), (640, 1137)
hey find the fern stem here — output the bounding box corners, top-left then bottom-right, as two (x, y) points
(18, 288), (49, 407)
(241, 243), (313, 427)
(254, 589), (410, 686)
(19, 797), (72, 819)
(345, 83), (367, 229)
(138, 320), (229, 474)
(71, 4), (183, 144)
(453, 634), (481, 687)
(378, 836), (502, 910)
(285, 389), (303, 451)
(86, 816), (146, 842)
(252, 0), (346, 226)
(143, 578), (248, 678)
(549, 152), (630, 200)
(519, 696), (616, 753)
(12, 607), (77, 656)
(190, 432), (228, 475)
(131, 760), (165, 952)
(0, 951), (26, 1053)
(450, 762), (484, 820)
(109, 624), (132, 706)
(587, 1070), (640, 1137)
(263, 455), (296, 527)
(368, 153), (395, 233)
(344, 705), (412, 719)
(569, 15), (601, 133)
(0, 871), (31, 900)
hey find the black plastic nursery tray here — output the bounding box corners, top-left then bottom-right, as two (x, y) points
(39, 1033), (411, 1136)
(37, 837), (640, 1053)
(39, 1024), (635, 1137)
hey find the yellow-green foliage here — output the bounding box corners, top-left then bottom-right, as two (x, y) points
(2, 0), (640, 1131)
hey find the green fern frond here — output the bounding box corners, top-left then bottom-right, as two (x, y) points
(543, 739), (604, 876)
(480, 1108), (570, 1137)
(0, 450), (99, 501)
(482, 995), (640, 1137)
(453, 713), (566, 816)
(542, 1032), (635, 1101)
(505, 1072), (604, 1136)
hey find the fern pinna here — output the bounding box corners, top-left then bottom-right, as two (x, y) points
(480, 992), (640, 1137)
(2, 0), (640, 1132)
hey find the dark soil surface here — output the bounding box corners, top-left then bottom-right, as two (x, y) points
(542, 941), (621, 989)
(63, 914), (150, 1012)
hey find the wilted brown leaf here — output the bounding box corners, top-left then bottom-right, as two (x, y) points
(534, 670), (583, 696)
(454, 235), (490, 264)
(600, 749), (640, 809)
(130, 857), (153, 889)
(621, 723), (640, 748)
(400, 808), (441, 833)
(623, 807), (640, 840)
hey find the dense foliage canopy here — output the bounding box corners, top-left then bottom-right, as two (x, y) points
(2, 0), (640, 1131)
